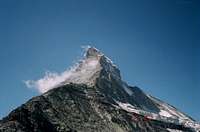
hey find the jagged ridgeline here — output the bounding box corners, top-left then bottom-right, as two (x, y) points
(0, 47), (199, 132)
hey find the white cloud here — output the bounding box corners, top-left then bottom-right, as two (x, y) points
(24, 45), (101, 94)
(24, 65), (78, 93)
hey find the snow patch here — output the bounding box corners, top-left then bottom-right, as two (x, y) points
(159, 110), (172, 118)
(147, 95), (193, 121)
(117, 101), (137, 113)
(167, 128), (183, 132)
(116, 99), (200, 131)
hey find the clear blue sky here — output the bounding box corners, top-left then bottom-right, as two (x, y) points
(0, 0), (199, 120)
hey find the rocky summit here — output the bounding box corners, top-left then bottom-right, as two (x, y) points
(0, 47), (199, 132)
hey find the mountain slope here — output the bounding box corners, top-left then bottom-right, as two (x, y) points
(0, 47), (199, 132)
(0, 84), (195, 132)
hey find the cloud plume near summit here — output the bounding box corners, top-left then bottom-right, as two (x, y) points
(24, 46), (99, 93)
(24, 69), (75, 93)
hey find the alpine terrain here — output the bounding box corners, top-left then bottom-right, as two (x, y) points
(0, 47), (199, 132)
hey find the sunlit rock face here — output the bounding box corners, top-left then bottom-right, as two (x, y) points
(1, 47), (199, 132)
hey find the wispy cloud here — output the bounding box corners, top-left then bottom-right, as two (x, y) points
(24, 66), (77, 93)
(24, 45), (96, 93)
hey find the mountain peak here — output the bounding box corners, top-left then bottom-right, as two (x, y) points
(85, 47), (103, 58)
(60, 46), (121, 87)
(2, 46), (200, 132)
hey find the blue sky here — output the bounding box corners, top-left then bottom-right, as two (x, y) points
(0, 0), (199, 120)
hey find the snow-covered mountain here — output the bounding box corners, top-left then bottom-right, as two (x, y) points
(0, 47), (199, 132)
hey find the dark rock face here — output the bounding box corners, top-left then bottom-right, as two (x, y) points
(0, 84), (193, 132)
